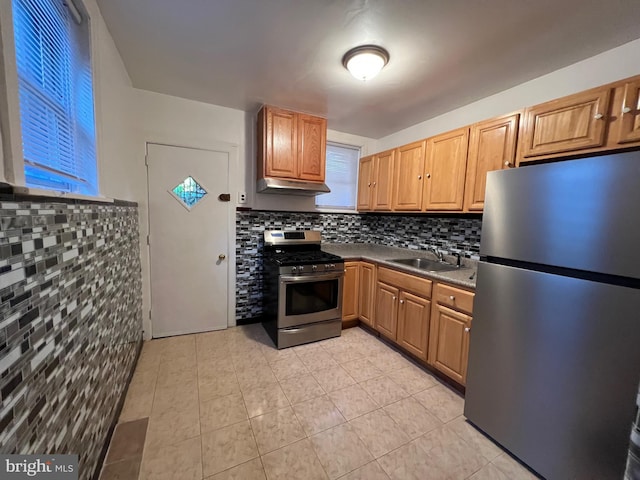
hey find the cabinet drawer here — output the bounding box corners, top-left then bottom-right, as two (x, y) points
(435, 283), (474, 315)
(378, 267), (432, 298)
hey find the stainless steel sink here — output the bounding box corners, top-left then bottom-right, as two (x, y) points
(389, 258), (461, 272)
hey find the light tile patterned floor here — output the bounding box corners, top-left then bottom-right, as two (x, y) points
(100, 325), (540, 480)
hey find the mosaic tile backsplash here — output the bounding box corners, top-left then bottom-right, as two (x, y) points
(0, 200), (142, 480)
(235, 210), (482, 320)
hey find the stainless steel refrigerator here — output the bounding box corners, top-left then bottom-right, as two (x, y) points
(464, 151), (640, 480)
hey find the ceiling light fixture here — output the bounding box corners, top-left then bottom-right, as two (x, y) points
(342, 45), (390, 81)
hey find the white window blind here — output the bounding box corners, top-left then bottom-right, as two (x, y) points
(13, 0), (97, 194)
(316, 142), (360, 209)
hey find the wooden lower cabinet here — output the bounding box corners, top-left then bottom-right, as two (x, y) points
(375, 282), (399, 340)
(358, 262), (376, 327)
(342, 262), (359, 323)
(428, 304), (472, 385)
(397, 291), (430, 361)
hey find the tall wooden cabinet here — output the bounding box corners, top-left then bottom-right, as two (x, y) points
(375, 282), (399, 340)
(342, 262), (359, 323)
(357, 150), (395, 211)
(397, 291), (430, 361)
(392, 141), (426, 211)
(358, 262), (376, 327)
(464, 113), (520, 212)
(357, 156), (374, 210)
(423, 128), (470, 211)
(258, 105), (327, 183)
(428, 283), (475, 385)
(297, 114), (327, 181)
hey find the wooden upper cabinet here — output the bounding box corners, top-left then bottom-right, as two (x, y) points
(342, 262), (359, 322)
(297, 114), (327, 181)
(262, 106), (298, 179)
(358, 262), (376, 327)
(373, 150), (395, 211)
(464, 113), (520, 212)
(357, 156), (374, 211)
(617, 79), (640, 144)
(375, 282), (399, 340)
(428, 304), (471, 385)
(423, 128), (469, 211)
(397, 291), (430, 361)
(392, 141), (426, 211)
(521, 87), (611, 159)
(258, 105), (326, 182)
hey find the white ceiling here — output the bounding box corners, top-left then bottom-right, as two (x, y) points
(96, 0), (640, 138)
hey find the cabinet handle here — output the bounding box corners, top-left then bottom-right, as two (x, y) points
(392, 296), (397, 301)
(504, 161), (512, 167)
(594, 113), (604, 120)
(425, 173), (431, 179)
(622, 106), (632, 114)
(449, 295), (455, 301)
(465, 327), (471, 332)
(368, 182), (371, 187)
(400, 299), (405, 304)
(418, 175), (422, 180)
(373, 182), (377, 186)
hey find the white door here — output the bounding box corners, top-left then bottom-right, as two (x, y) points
(147, 143), (230, 337)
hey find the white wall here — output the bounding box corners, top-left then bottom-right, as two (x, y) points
(377, 38), (640, 151)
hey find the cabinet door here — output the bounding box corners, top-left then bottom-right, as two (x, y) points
(264, 107), (298, 178)
(464, 113), (519, 212)
(397, 291), (430, 361)
(358, 262), (376, 327)
(428, 304), (471, 385)
(373, 150), (395, 211)
(521, 87), (611, 158)
(342, 262), (359, 322)
(617, 80), (640, 144)
(392, 141), (426, 211)
(357, 156), (374, 211)
(298, 114), (327, 181)
(423, 128), (469, 211)
(375, 282), (398, 340)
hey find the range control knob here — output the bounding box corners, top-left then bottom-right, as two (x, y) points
(291, 266), (297, 273)
(330, 264), (336, 269)
(312, 265), (317, 271)
(298, 265), (305, 273)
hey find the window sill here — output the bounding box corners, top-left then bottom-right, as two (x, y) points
(10, 186), (114, 203)
(315, 207), (359, 214)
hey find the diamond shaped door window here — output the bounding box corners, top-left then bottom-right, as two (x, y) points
(171, 176), (208, 210)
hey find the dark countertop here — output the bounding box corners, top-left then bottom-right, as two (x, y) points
(322, 243), (477, 290)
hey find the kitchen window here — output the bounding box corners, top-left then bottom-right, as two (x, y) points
(12, 0), (97, 195)
(316, 142), (360, 210)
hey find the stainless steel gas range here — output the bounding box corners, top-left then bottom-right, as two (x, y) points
(262, 230), (344, 349)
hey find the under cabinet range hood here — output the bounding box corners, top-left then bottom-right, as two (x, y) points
(257, 178), (330, 196)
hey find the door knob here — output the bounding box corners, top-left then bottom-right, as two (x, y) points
(219, 254), (226, 260)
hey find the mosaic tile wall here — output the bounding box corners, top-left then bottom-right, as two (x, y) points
(235, 210), (482, 320)
(0, 199), (143, 480)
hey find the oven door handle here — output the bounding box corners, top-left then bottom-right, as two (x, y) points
(280, 272), (344, 283)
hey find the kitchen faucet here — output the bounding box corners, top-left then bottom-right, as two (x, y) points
(428, 245), (443, 262)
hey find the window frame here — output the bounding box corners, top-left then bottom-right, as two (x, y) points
(315, 140), (361, 213)
(0, 0), (107, 201)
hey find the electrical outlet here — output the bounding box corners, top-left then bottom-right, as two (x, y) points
(238, 192), (247, 204)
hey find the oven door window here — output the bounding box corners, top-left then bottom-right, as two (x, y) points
(285, 278), (339, 316)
